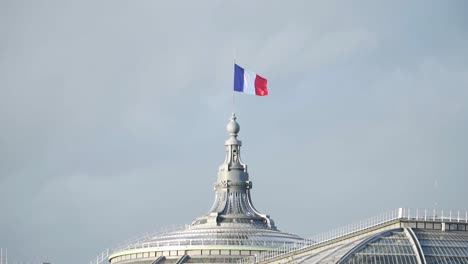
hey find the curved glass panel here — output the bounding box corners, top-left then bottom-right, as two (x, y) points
(342, 230), (418, 264)
(119, 227), (303, 250)
(413, 229), (468, 263)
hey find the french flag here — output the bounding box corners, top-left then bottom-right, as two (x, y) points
(233, 64), (268, 96)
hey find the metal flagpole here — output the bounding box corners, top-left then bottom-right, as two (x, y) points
(233, 90), (235, 113)
(233, 48), (237, 115)
(233, 54), (236, 114)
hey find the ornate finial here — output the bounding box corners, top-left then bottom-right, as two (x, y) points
(226, 113), (240, 136)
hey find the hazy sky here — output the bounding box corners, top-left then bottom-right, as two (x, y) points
(1, 1), (468, 263)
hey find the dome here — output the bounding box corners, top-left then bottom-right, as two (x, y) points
(113, 225), (302, 253)
(107, 114), (303, 264)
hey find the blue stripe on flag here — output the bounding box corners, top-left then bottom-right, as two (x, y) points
(234, 64), (244, 92)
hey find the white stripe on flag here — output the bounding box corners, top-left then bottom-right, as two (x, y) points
(243, 70), (256, 95)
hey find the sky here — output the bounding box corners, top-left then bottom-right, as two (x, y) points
(1, 0), (468, 263)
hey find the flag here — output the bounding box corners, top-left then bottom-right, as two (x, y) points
(233, 64), (268, 96)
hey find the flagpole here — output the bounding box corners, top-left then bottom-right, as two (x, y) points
(233, 51), (236, 114)
(232, 91), (235, 113)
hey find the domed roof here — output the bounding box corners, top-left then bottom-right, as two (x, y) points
(108, 114), (303, 264)
(128, 225), (302, 250)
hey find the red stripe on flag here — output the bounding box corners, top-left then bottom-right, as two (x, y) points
(254, 75), (268, 96)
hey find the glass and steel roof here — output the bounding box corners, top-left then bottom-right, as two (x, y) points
(415, 229), (468, 263)
(112, 225), (303, 252)
(250, 227), (468, 264)
(341, 228), (468, 264)
(341, 230), (418, 264)
(241, 209), (468, 264)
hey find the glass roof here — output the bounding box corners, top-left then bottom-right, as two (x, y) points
(236, 209), (468, 264)
(414, 229), (468, 264)
(330, 229), (468, 264)
(113, 226), (303, 253)
(342, 230), (418, 264)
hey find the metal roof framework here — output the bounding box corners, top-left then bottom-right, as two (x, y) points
(238, 208), (468, 264)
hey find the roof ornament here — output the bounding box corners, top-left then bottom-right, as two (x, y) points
(226, 112), (240, 136)
(195, 113), (276, 229)
(223, 113), (244, 170)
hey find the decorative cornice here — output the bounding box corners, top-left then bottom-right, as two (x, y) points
(215, 180), (252, 189)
